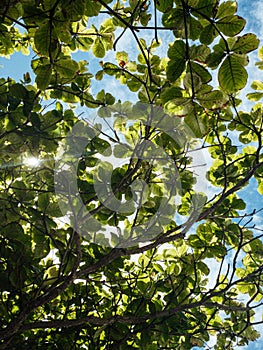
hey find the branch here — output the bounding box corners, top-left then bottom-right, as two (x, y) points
(198, 161), (263, 222)
(97, 0), (157, 86)
(4, 15), (37, 29)
(0, 232), (82, 342)
(18, 301), (251, 332)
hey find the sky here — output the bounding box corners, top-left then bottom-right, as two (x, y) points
(0, 0), (263, 349)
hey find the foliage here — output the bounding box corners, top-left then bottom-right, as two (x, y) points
(0, 0), (263, 349)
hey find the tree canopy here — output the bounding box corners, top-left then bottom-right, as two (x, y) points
(0, 0), (263, 349)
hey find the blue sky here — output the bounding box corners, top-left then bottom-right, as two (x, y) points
(0, 1), (263, 348)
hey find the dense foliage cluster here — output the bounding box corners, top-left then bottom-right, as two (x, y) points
(0, 0), (263, 349)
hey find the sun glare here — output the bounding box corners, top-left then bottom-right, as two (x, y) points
(23, 157), (41, 167)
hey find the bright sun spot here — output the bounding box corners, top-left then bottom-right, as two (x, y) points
(23, 157), (41, 167)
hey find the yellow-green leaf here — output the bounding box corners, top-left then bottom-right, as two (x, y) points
(217, 15), (246, 37)
(258, 181), (263, 195)
(218, 55), (248, 93)
(232, 33), (259, 54)
(92, 37), (105, 58)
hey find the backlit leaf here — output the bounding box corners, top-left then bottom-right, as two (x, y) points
(34, 22), (59, 56)
(93, 38), (106, 58)
(232, 33), (259, 54)
(217, 15), (246, 37)
(218, 55), (248, 92)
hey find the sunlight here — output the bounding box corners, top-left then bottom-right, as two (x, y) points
(23, 157), (41, 167)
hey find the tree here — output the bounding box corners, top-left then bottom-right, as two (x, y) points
(0, 0), (263, 348)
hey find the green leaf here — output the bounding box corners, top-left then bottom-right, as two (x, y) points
(127, 78), (141, 92)
(55, 58), (79, 78)
(218, 55), (248, 93)
(251, 80), (263, 91)
(258, 181), (263, 195)
(167, 59), (185, 82)
(206, 50), (226, 69)
(232, 33), (259, 54)
(183, 73), (202, 92)
(85, 0), (101, 16)
(193, 0), (219, 17)
(35, 64), (52, 90)
(102, 62), (120, 75)
(160, 86), (182, 104)
(217, 15), (246, 37)
(113, 144), (130, 158)
(162, 8), (183, 29)
(185, 113), (208, 138)
(105, 93), (115, 105)
(167, 41), (186, 82)
(168, 40), (186, 59)
(55, 26), (72, 44)
(63, 0), (86, 19)
(200, 24), (217, 45)
(100, 18), (115, 33)
(125, 61), (137, 72)
(2, 1), (263, 348)
(165, 97), (194, 116)
(197, 89), (224, 109)
(12, 180), (35, 201)
(246, 92), (263, 102)
(140, 12), (151, 27)
(46, 202), (62, 217)
(188, 16), (203, 40)
(190, 44), (210, 62)
(34, 22), (59, 56)
(188, 234), (204, 249)
(190, 61), (212, 83)
(9, 83), (27, 99)
(216, 1), (237, 19)
(198, 261), (210, 276)
(92, 38), (105, 58)
(92, 137), (111, 155)
(116, 51), (128, 64)
(3, 223), (26, 244)
(156, 0), (173, 13)
(38, 193), (50, 210)
(258, 46), (263, 60)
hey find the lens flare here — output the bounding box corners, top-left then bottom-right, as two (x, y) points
(23, 157), (41, 167)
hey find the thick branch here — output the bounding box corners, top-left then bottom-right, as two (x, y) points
(19, 301), (251, 332)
